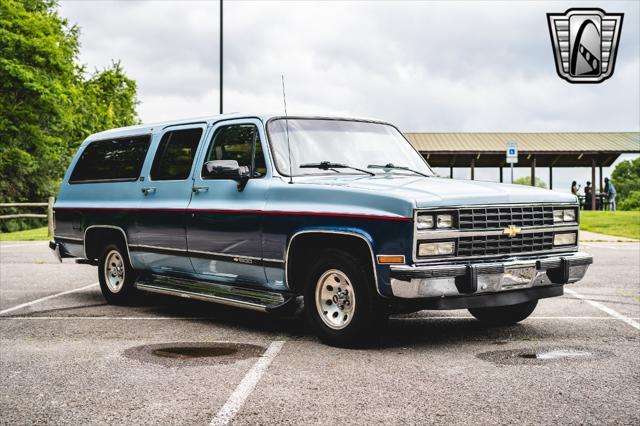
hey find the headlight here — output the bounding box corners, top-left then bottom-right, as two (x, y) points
(436, 214), (453, 228)
(554, 208), (577, 223)
(553, 209), (564, 223)
(417, 214), (434, 230)
(418, 241), (455, 256)
(563, 209), (576, 222)
(554, 232), (577, 246)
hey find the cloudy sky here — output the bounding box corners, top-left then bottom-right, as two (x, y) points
(59, 0), (639, 191)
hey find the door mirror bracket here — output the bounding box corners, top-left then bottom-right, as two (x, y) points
(203, 160), (251, 192)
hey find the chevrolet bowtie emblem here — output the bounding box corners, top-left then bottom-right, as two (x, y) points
(503, 225), (522, 238)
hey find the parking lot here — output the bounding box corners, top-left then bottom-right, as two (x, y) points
(1, 241), (638, 425)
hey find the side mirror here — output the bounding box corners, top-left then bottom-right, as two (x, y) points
(203, 160), (251, 191)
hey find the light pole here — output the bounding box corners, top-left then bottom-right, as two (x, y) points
(219, 0), (223, 114)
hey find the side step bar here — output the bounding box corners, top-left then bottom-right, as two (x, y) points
(135, 274), (291, 312)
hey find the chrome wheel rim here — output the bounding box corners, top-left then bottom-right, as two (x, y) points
(315, 269), (356, 330)
(104, 250), (125, 293)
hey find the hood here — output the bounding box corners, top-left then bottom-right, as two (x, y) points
(292, 174), (577, 208)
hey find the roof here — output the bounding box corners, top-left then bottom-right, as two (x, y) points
(404, 132), (640, 154)
(404, 132), (639, 168)
(85, 113), (389, 142)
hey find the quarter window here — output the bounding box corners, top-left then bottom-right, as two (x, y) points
(150, 128), (203, 180)
(203, 124), (266, 177)
(69, 136), (150, 183)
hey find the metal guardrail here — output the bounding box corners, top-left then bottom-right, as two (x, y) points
(0, 197), (55, 237)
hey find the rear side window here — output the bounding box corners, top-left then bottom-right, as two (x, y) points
(69, 136), (150, 183)
(150, 128), (203, 180)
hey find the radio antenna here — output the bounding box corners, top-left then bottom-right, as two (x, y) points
(281, 74), (293, 184)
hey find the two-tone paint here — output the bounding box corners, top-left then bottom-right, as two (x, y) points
(52, 113), (585, 300)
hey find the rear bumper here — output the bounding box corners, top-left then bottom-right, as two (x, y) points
(389, 251), (592, 299)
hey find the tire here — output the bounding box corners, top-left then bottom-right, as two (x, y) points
(303, 248), (387, 347)
(98, 243), (139, 305)
(468, 300), (538, 325)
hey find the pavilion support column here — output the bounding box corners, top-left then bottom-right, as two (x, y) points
(549, 166), (553, 190)
(450, 166), (453, 178)
(591, 159), (597, 210)
(499, 166), (503, 183)
(599, 166), (603, 193)
(470, 158), (475, 180)
(530, 156), (536, 186)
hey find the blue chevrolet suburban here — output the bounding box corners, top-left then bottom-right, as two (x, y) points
(50, 114), (592, 346)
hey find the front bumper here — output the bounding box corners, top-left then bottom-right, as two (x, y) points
(389, 251), (592, 299)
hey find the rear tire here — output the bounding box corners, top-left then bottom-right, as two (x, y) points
(468, 300), (538, 325)
(303, 249), (387, 347)
(98, 243), (138, 305)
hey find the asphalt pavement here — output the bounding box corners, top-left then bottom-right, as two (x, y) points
(0, 241), (638, 425)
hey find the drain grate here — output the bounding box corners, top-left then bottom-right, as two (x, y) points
(478, 346), (606, 365)
(124, 342), (265, 366)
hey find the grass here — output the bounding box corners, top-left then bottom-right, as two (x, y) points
(0, 226), (49, 241)
(580, 211), (640, 240)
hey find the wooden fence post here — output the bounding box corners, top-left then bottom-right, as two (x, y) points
(47, 197), (55, 237)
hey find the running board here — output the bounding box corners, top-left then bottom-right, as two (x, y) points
(135, 274), (290, 312)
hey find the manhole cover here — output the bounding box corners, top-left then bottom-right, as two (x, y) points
(477, 346), (607, 365)
(124, 342), (265, 366)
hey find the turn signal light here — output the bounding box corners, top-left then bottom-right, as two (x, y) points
(377, 255), (406, 264)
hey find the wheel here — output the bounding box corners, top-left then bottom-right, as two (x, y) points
(98, 243), (139, 305)
(303, 249), (387, 347)
(468, 300), (538, 325)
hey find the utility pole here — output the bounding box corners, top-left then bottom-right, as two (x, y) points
(219, 0), (223, 114)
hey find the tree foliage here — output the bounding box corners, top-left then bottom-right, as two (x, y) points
(0, 0), (139, 222)
(611, 157), (640, 210)
(513, 176), (547, 189)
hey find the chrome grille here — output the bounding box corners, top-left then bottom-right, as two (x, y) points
(458, 206), (554, 230)
(457, 232), (554, 257)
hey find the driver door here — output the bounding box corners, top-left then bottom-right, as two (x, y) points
(187, 119), (270, 287)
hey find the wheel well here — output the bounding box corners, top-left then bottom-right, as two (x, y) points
(286, 232), (375, 293)
(84, 227), (128, 261)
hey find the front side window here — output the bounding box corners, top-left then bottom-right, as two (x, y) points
(267, 119), (434, 177)
(150, 128), (203, 180)
(203, 124), (266, 178)
(70, 136), (150, 183)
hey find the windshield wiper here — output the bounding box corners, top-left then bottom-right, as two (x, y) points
(300, 161), (375, 176)
(367, 163), (430, 178)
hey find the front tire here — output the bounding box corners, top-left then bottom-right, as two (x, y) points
(98, 243), (138, 305)
(304, 249), (387, 347)
(468, 300), (538, 325)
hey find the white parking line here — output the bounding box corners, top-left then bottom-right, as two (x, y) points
(210, 340), (285, 426)
(565, 288), (640, 330)
(0, 283), (98, 315)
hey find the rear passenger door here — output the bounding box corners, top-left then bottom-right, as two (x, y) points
(133, 124), (206, 274)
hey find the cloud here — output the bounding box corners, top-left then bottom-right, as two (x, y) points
(59, 0), (640, 131)
(59, 0), (639, 192)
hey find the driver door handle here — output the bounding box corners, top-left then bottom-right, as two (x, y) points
(192, 186), (209, 193)
(141, 187), (156, 195)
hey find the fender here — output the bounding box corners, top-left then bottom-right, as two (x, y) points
(284, 227), (384, 297)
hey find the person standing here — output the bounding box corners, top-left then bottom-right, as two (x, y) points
(584, 181), (592, 210)
(604, 177), (617, 211)
(571, 181), (580, 195)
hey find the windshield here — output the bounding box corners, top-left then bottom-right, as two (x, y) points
(266, 119), (434, 177)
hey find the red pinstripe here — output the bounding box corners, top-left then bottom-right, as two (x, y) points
(53, 207), (412, 222)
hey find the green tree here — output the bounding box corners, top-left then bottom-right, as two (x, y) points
(0, 0), (138, 230)
(618, 191), (640, 211)
(611, 157), (640, 209)
(514, 176), (547, 189)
